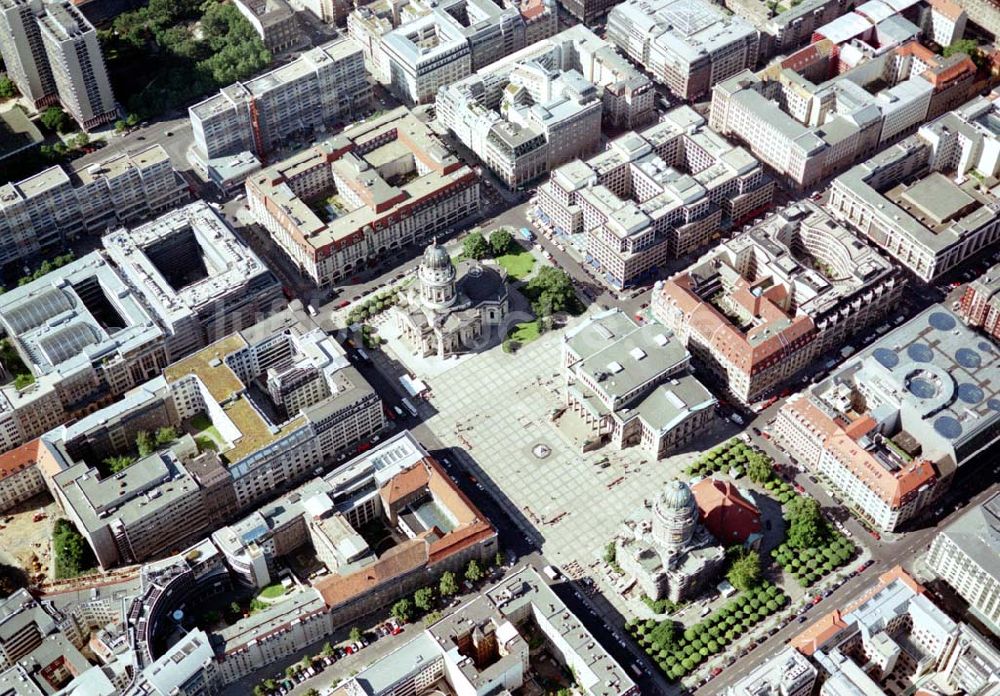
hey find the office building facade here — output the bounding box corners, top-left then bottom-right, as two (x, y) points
(0, 144), (188, 269)
(607, 0), (759, 101)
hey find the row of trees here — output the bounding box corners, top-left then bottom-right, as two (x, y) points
(13, 252), (75, 288)
(463, 228), (516, 260)
(100, 0), (271, 118)
(687, 438), (765, 479)
(390, 557), (491, 624)
(626, 582), (788, 681)
(346, 287), (401, 325)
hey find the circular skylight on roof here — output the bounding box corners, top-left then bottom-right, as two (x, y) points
(957, 383), (984, 405)
(928, 312), (956, 331)
(978, 341), (995, 354)
(933, 416), (963, 440)
(955, 348), (981, 370)
(907, 378), (937, 399)
(873, 348), (899, 369)
(989, 398), (1000, 412)
(907, 343), (934, 363)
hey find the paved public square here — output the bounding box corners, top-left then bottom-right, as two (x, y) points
(393, 310), (736, 617)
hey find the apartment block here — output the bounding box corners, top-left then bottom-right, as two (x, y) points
(938, 622), (1000, 693)
(0, 0), (116, 130)
(0, 144), (188, 268)
(343, 567), (638, 696)
(562, 309), (716, 460)
(927, 492), (1000, 636)
(358, 0), (557, 105)
(607, 0), (759, 101)
(161, 325), (383, 513)
(709, 39), (976, 189)
(436, 25), (654, 189)
(246, 107), (480, 287)
(299, 0), (352, 23)
(652, 200), (903, 404)
(828, 96), (1000, 282)
(773, 305), (999, 531)
(813, 0), (926, 56)
(562, 0), (616, 22)
(538, 105), (774, 289)
(725, 647), (817, 696)
(103, 201), (284, 361)
(47, 428), (221, 568)
(189, 38), (372, 166)
(0, 588), (126, 694)
(792, 567), (999, 696)
(948, 0), (1000, 37)
(725, 0), (860, 58)
(958, 263), (1000, 340)
(924, 0), (968, 45)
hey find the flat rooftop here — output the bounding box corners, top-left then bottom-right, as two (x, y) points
(190, 38), (363, 120)
(822, 305), (1000, 465)
(103, 201), (275, 324)
(889, 172), (983, 230)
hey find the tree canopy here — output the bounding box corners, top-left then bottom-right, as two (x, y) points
(40, 106), (71, 133)
(53, 519), (91, 578)
(100, 0), (271, 119)
(0, 563), (27, 599)
(414, 586), (435, 611)
(0, 76), (17, 99)
(391, 598), (413, 623)
(786, 496), (828, 549)
(943, 39), (987, 69)
(463, 231), (490, 260)
(525, 267), (576, 316)
(726, 550), (762, 592)
(489, 229), (515, 256)
(440, 571), (459, 597)
(745, 452), (773, 484)
(136, 430), (155, 458)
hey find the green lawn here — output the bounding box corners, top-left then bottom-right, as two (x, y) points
(259, 584), (285, 599)
(189, 413), (222, 442)
(496, 250), (536, 280)
(508, 321), (541, 344)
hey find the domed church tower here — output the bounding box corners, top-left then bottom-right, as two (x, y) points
(419, 238), (457, 310)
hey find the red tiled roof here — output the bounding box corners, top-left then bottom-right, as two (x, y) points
(691, 478), (761, 544)
(783, 398), (936, 507)
(316, 456), (496, 608)
(0, 440), (41, 481)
